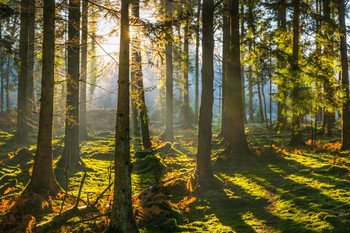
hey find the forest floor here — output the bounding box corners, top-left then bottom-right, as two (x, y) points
(0, 124), (350, 233)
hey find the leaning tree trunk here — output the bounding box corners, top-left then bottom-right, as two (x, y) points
(105, 1), (139, 232)
(16, 0), (29, 141)
(225, 0), (251, 158)
(80, 0), (88, 139)
(132, 0), (152, 149)
(25, 0), (61, 196)
(289, 0), (304, 146)
(338, 0), (350, 149)
(58, 0), (81, 168)
(162, 0), (175, 141)
(196, 0), (215, 183)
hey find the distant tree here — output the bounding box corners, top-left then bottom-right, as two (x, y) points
(27, 0), (35, 125)
(25, 0), (61, 195)
(0, 24), (4, 112)
(196, 0), (215, 184)
(105, 0), (139, 232)
(58, 0), (82, 168)
(194, 0), (201, 124)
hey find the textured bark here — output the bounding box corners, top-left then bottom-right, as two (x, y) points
(25, 0), (61, 196)
(162, 0), (175, 141)
(226, 0), (250, 158)
(257, 75), (265, 123)
(0, 24), (4, 112)
(17, 0), (29, 141)
(221, 0), (230, 140)
(338, 0), (350, 149)
(58, 0), (81, 167)
(80, 0), (88, 139)
(289, 0), (304, 146)
(131, 0), (152, 149)
(105, 1), (139, 232)
(196, 0), (214, 181)
(194, 0), (201, 124)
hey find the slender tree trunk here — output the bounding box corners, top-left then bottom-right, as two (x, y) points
(240, 0), (246, 123)
(183, 9), (191, 130)
(225, 0), (251, 158)
(162, 0), (175, 141)
(338, 0), (350, 149)
(80, 0), (88, 139)
(0, 24), (4, 113)
(248, 64), (253, 122)
(221, 0), (230, 140)
(131, 0), (152, 149)
(58, 0), (81, 168)
(105, 1), (139, 232)
(194, 0), (201, 124)
(261, 79), (268, 127)
(27, 0), (35, 125)
(276, 0), (287, 128)
(25, 0), (61, 196)
(196, 0), (215, 183)
(247, 0), (254, 123)
(257, 75), (265, 123)
(289, 0), (304, 146)
(17, 0), (29, 141)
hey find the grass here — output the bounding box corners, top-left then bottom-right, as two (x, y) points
(0, 124), (349, 232)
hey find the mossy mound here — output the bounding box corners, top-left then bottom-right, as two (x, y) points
(159, 178), (188, 196)
(133, 155), (166, 176)
(4, 148), (33, 168)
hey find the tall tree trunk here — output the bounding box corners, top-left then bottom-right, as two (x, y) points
(58, 0), (81, 168)
(248, 64), (253, 122)
(221, 0), (230, 140)
(183, 9), (191, 130)
(240, 0), (246, 123)
(194, 0), (201, 124)
(16, 0), (29, 141)
(289, 0), (304, 146)
(80, 0), (88, 139)
(131, 0), (152, 149)
(25, 0), (61, 196)
(338, 0), (350, 149)
(162, 0), (175, 141)
(27, 0), (35, 126)
(196, 0), (215, 183)
(0, 24), (4, 113)
(321, 0), (335, 136)
(226, 0), (251, 158)
(247, 0), (254, 123)
(105, 1), (139, 232)
(276, 0), (287, 128)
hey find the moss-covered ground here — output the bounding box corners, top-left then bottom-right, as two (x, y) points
(0, 124), (349, 232)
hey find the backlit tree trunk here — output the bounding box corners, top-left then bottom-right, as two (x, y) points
(26, 0), (61, 196)
(105, 0), (139, 232)
(27, 0), (35, 125)
(196, 0), (215, 182)
(183, 9), (191, 130)
(58, 0), (81, 167)
(80, 0), (88, 139)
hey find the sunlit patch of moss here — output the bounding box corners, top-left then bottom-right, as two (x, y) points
(180, 213), (235, 232)
(241, 211), (277, 232)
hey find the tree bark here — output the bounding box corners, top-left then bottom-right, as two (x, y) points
(338, 0), (350, 149)
(25, 0), (61, 196)
(105, 1), (139, 232)
(183, 8), (191, 130)
(0, 24), (4, 112)
(58, 0), (81, 167)
(194, 0), (201, 124)
(196, 0), (215, 182)
(162, 0), (175, 141)
(225, 0), (251, 158)
(131, 0), (152, 149)
(16, 0), (29, 141)
(27, 0), (35, 125)
(80, 0), (88, 139)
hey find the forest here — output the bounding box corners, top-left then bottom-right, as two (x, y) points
(0, 0), (350, 232)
